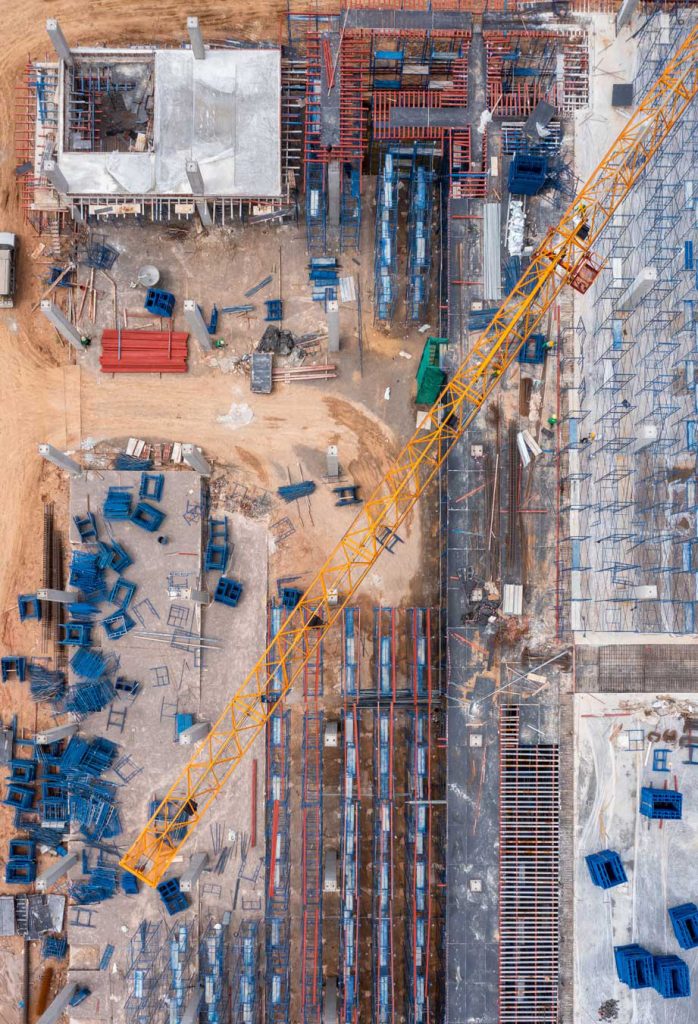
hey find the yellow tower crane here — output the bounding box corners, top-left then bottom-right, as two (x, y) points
(121, 23), (698, 886)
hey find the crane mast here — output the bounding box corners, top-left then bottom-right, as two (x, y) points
(121, 24), (698, 887)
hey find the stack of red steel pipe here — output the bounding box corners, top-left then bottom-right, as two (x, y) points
(100, 329), (189, 373)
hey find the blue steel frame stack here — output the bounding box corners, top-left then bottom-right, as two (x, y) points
(301, 607), (324, 1024)
(406, 157), (434, 322)
(265, 698), (291, 1024)
(375, 148), (399, 322)
(200, 920), (231, 1023)
(306, 163), (328, 255)
(232, 921), (259, 1024)
(340, 163), (362, 251)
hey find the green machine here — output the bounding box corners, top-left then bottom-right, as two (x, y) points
(415, 336), (448, 405)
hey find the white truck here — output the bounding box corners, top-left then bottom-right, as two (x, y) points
(0, 233), (17, 308)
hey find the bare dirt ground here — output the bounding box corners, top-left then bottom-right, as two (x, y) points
(0, 3), (433, 1020)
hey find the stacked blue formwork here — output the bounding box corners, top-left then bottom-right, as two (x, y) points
(342, 607), (359, 698)
(669, 903), (698, 950)
(614, 944), (654, 989)
(406, 159), (434, 322)
(640, 786), (683, 820)
(340, 705), (360, 1024)
(374, 149), (399, 322)
(373, 707), (394, 1024)
(406, 711), (430, 1024)
(375, 608), (393, 699)
(268, 603), (285, 703)
(232, 921), (259, 1024)
(340, 163), (362, 251)
(653, 955), (691, 998)
(200, 920), (231, 1023)
(266, 708), (291, 1024)
(306, 163), (327, 255)
(585, 849), (628, 889)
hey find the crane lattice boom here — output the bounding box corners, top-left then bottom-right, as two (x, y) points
(121, 24), (698, 886)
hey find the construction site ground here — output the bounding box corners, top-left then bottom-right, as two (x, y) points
(0, 5), (444, 1020)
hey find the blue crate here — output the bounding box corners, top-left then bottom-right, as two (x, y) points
(2, 784), (33, 809)
(614, 944), (654, 990)
(214, 577), (243, 608)
(264, 299), (283, 321)
(5, 860), (36, 884)
(280, 587), (303, 610)
(653, 955), (690, 998)
(130, 501), (165, 533)
(517, 333), (548, 365)
(508, 152), (548, 196)
(669, 904), (698, 950)
(109, 578), (137, 609)
(157, 877), (189, 915)
(176, 713), (194, 736)
(9, 839), (36, 860)
(640, 786), (683, 820)
(42, 935), (68, 959)
(102, 610), (136, 640)
(1, 656), (27, 682)
(73, 512), (98, 542)
(145, 288), (175, 318)
(17, 594), (41, 622)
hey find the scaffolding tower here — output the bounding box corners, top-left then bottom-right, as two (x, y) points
(374, 148), (399, 322)
(406, 155), (434, 322)
(340, 702), (360, 1024)
(406, 711), (431, 1024)
(232, 921), (260, 1024)
(372, 707), (395, 1024)
(266, 708), (291, 1024)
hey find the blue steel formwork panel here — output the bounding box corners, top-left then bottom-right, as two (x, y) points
(340, 707), (360, 1024)
(373, 706), (394, 1024)
(200, 920), (231, 1023)
(306, 163), (328, 255)
(342, 607), (359, 698)
(340, 163), (362, 252)
(302, 710), (324, 1024)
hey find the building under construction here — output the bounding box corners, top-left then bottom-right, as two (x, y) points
(7, 3), (698, 1024)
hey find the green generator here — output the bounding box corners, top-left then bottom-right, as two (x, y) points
(415, 336), (448, 405)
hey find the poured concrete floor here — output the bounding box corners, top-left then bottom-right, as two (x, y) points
(574, 692), (698, 1023)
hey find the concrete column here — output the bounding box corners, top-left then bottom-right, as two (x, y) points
(187, 17), (205, 60)
(179, 721), (211, 745)
(183, 300), (213, 352)
(38, 444), (83, 478)
(40, 299), (83, 350)
(188, 588), (210, 605)
(328, 160), (341, 229)
(181, 444), (211, 476)
(327, 299), (340, 353)
(180, 852), (208, 892)
(43, 159), (69, 195)
(36, 982), (78, 1024)
(36, 723), (79, 745)
(616, 0), (640, 31)
(46, 18), (73, 66)
(37, 588), (79, 603)
(617, 266), (657, 312)
(36, 851), (80, 892)
(185, 160), (213, 228)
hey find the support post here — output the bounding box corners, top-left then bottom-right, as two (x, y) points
(181, 444), (212, 476)
(40, 300), (83, 350)
(179, 721), (211, 745)
(185, 160), (213, 227)
(327, 299), (340, 353)
(617, 0), (641, 31)
(45, 18), (73, 66)
(187, 16), (205, 60)
(35, 723), (79, 745)
(183, 300), (213, 352)
(36, 851), (80, 892)
(328, 160), (341, 229)
(37, 444), (83, 479)
(36, 983), (78, 1024)
(43, 159), (69, 195)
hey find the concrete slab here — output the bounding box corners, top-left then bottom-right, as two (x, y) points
(57, 49), (281, 198)
(574, 692), (698, 1023)
(66, 470), (268, 1022)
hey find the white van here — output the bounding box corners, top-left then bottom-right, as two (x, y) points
(0, 233), (17, 308)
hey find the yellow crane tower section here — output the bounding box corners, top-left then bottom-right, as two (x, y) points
(121, 24), (698, 886)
